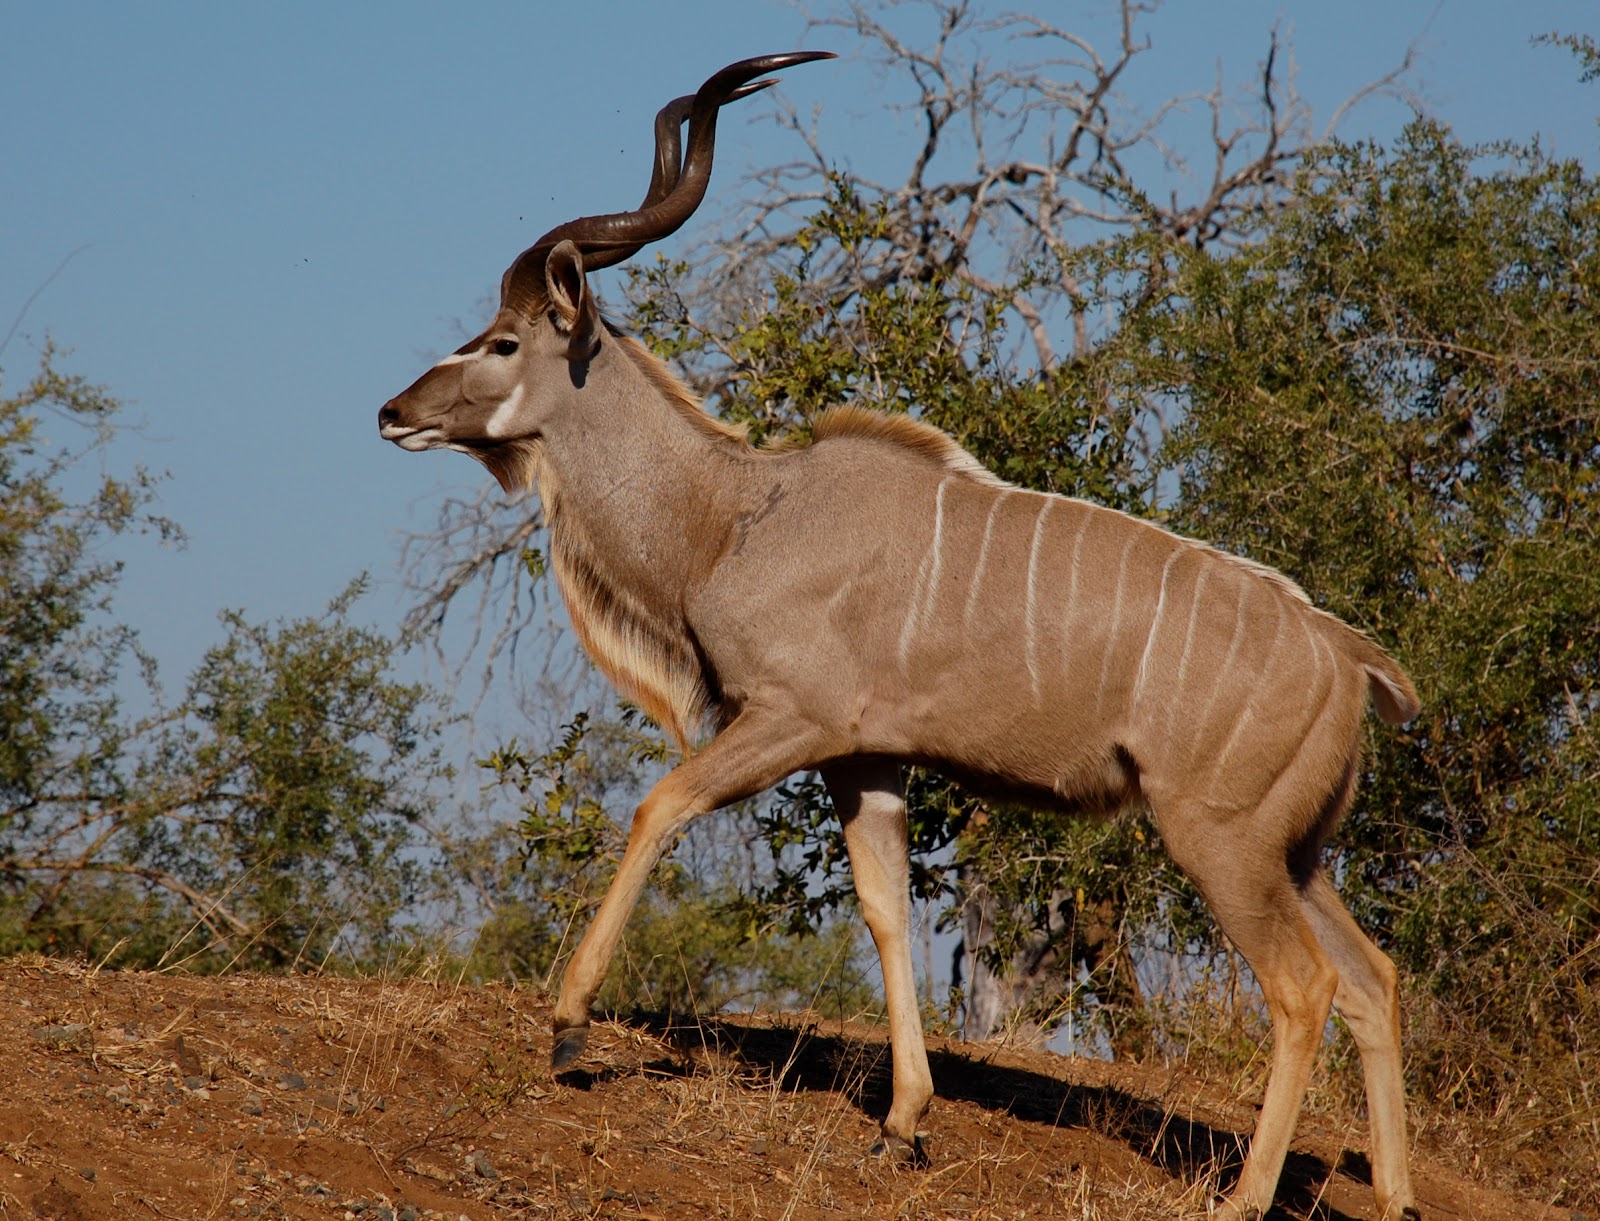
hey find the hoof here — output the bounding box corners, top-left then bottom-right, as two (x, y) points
(551, 1023), (589, 1069)
(1208, 1200), (1260, 1221)
(866, 1133), (928, 1168)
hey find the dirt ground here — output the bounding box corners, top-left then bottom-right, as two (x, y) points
(0, 959), (1573, 1220)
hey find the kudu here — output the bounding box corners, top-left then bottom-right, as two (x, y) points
(379, 53), (1421, 1221)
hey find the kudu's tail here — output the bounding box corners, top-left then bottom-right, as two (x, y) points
(1341, 629), (1421, 725)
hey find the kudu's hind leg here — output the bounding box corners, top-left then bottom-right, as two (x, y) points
(823, 760), (933, 1162)
(1300, 872), (1418, 1220)
(1159, 808), (1340, 1221)
(550, 709), (835, 1067)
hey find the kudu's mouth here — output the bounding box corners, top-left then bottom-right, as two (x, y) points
(381, 425), (438, 451)
(379, 411), (535, 454)
(378, 400), (441, 449)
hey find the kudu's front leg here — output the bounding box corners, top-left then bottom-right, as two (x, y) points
(551, 708), (834, 1067)
(822, 760), (933, 1163)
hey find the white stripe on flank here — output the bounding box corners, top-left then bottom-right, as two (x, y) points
(1194, 576), (1253, 735)
(1301, 614), (1323, 697)
(1132, 548), (1182, 710)
(824, 574), (856, 624)
(1058, 504), (1090, 675)
(1095, 531), (1140, 713)
(1165, 561), (1209, 735)
(925, 478), (951, 622)
(1024, 496), (1053, 700)
(898, 478), (953, 671)
(1209, 596), (1287, 784)
(484, 383), (526, 438)
(963, 488), (1012, 628)
(897, 550), (931, 670)
(1064, 503), (1089, 607)
(1304, 616), (1343, 724)
(1210, 704), (1254, 791)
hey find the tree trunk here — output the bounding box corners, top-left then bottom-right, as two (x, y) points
(954, 868), (1148, 1058)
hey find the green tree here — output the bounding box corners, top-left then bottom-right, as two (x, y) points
(0, 347), (449, 969)
(0, 344), (171, 950)
(1145, 123), (1599, 1175)
(0, 343), (171, 826)
(128, 582), (449, 968)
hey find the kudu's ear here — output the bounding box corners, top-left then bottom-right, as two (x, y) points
(544, 240), (603, 364)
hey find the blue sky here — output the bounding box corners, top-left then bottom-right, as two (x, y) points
(3, 1), (1595, 722)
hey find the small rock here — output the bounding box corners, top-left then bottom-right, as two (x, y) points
(32, 1023), (90, 1049)
(278, 1072), (308, 1091)
(468, 1152), (497, 1180)
(77, 1167), (96, 1182)
(170, 1033), (203, 1076)
(241, 1094), (264, 1116)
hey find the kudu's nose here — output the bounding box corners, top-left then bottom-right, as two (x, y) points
(378, 401), (400, 429)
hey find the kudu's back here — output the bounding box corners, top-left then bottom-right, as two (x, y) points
(715, 409), (1417, 847)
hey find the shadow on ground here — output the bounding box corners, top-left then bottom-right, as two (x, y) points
(588, 1011), (1370, 1221)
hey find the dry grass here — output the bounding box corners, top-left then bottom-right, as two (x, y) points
(0, 956), (1581, 1220)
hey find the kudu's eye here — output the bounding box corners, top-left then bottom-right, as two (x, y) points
(492, 338), (519, 357)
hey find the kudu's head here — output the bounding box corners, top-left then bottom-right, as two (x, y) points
(378, 51), (833, 492)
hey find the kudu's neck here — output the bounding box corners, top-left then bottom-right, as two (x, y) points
(537, 338), (750, 604)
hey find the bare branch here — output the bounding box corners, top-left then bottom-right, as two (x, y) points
(3, 856), (252, 937)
